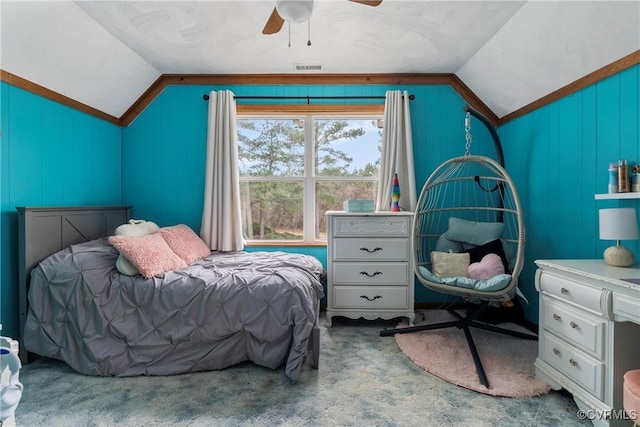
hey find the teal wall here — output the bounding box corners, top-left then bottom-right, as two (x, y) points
(499, 64), (640, 321)
(121, 83), (498, 307)
(0, 82), (122, 338)
(2, 65), (637, 339)
(122, 72), (640, 323)
(121, 84), (496, 230)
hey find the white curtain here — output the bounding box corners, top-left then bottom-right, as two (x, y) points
(376, 90), (417, 212)
(200, 90), (245, 251)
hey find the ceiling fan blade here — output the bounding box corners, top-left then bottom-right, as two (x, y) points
(349, 0), (383, 6)
(262, 7), (285, 35)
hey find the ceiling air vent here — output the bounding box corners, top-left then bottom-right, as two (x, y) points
(294, 64), (322, 71)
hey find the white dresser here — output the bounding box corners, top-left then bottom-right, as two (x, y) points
(535, 260), (640, 427)
(325, 211), (415, 327)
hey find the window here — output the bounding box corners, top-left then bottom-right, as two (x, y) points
(237, 111), (383, 243)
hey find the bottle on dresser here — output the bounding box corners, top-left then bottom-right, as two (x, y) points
(618, 159), (629, 193)
(632, 165), (640, 192)
(609, 163), (618, 194)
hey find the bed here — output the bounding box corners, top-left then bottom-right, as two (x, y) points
(17, 206), (323, 382)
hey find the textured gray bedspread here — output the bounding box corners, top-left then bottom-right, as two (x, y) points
(24, 238), (324, 381)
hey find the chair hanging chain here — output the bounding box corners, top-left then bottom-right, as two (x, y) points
(464, 111), (473, 156)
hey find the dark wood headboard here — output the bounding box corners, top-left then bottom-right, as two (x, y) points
(17, 205), (131, 363)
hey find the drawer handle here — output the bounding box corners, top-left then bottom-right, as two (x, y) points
(570, 321), (578, 329)
(569, 359), (577, 367)
(553, 314), (561, 321)
(360, 295), (382, 301)
(560, 287), (569, 294)
(553, 348), (560, 356)
(360, 247), (383, 253)
(360, 271), (382, 277)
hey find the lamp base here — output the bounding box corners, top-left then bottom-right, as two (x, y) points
(603, 244), (635, 267)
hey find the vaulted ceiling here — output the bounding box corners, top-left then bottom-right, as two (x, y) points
(1, 1), (639, 122)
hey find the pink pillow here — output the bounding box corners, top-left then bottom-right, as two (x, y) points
(108, 233), (187, 278)
(468, 253), (505, 281)
(158, 224), (211, 264)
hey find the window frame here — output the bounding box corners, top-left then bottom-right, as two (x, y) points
(236, 104), (385, 245)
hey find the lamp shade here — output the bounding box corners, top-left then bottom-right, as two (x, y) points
(599, 208), (640, 241)
(276, 0), (314, 23)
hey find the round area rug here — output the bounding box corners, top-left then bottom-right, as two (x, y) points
(392, 309), (551, 398)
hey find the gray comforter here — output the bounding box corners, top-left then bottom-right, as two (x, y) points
(24, 238), (324, 381)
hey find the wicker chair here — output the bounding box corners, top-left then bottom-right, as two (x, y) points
(380, 153), (536, 389)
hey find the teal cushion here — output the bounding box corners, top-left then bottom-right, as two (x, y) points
(434, 234), (464, 253)
(442, 217), (504, 247)
(418, 265), (511, 292)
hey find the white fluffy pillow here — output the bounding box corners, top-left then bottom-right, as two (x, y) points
(115, 219), (159, 237)
(115, 255), (139, 276)
(113, 220), (160, 276)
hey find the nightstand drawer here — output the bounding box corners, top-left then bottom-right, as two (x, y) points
(332, 262), (409, 285)
(538, 272), (603, 314)
(333, 286), (409, 309)
(332, 238), (410, 261)
(542, 333), (604, 399)
(542, 298), (605, 359)
(332, 216), (411, 237)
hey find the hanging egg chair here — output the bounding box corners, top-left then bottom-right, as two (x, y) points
(381, 106), (536, 389)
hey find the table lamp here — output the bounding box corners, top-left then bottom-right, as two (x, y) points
(599, 207), (639, 267)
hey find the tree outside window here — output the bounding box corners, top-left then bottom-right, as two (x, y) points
(237, 114), (382, 243)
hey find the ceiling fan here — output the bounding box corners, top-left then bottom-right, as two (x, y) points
(262, 0), (383, 35)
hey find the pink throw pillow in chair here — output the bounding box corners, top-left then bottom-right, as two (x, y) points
(467, 253), (505, 281)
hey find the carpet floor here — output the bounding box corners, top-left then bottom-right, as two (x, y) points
(15, 315), (590, 427)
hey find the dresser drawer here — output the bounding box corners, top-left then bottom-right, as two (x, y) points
(333, 286), (409, 309)
(332, 216), (411, 237)
(538, 272), (604, 314)
(541, 333), (604, 399)
(612, 291), (640, 323)
(332, 262), (409, 285)
(542, 298), (605, 359)
(332, 238), (410, 261)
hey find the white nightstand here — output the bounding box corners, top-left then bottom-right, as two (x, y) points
(535, 259), (640, 427)
(325, 211), (415, 327)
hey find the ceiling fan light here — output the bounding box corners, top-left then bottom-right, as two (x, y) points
(276, 0), (314, 24)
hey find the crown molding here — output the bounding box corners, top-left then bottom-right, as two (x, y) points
(120, 73), (497, 127)
(499, 50), (640, 125)
(3, 51), (639, 129)
(0, 70), (120, 125)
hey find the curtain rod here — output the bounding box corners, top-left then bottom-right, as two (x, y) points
(202, 94), (415, 102)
